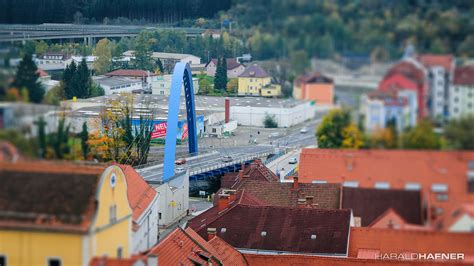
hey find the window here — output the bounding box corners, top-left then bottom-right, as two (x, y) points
(0, 255), (6, 266)
(117, 247), (123, 259)
(48, 258), (61, 266)
(431, 183), (448, 193)
(343, 181), (359, 188)
(109, 204), (117, 224)
(312, 180), (327, 184)
(374, 182), (390, 189)
(212, 128), (217, 133)
(437, 194), (448, 202)
(405, 182), (421, 191)
(158, 212), (162, 220)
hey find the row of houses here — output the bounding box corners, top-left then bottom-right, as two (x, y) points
(0, 146), (190, 266)
(362, 54), (474, 132)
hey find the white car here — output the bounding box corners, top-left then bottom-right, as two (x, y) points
(289, 157), (298, 164)
(300, 127), (308, 133)
(176, 167), (186, 173)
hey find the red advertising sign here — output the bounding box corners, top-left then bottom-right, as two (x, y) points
(151, 122), (167, 139)
(181, 123), (188, 141)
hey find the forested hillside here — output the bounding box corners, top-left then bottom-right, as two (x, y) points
(227, 0), (474, 59)
(0, 0), (231, 24)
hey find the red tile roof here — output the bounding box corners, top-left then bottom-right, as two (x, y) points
(295, 72), (333, 86)
(116, 164), (157, 221)
(342, 187), (423, 226)
(36, 68), (49, 77)
(244, 254), (463, 265)
(299, 149), (474, 224)
(147, 227), (222, 265)
(207, 58), (243, 70)
(106, 69), (157, 77)
(208, 236), (248, 266)
(218, 178), (341, 209)
(418, 54), (454, 72)
(453, 66), (474, 86)
(188, 202), (352, 255)
(0, 160), (106, 233)
(349, 227), (474, 262)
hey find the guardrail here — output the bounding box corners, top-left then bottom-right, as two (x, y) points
(284, 166), (298, 178)
(189, 151), (272, 176)
(264, 149), (287, 165)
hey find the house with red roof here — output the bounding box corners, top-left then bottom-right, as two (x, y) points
(188, 188), (353, 256)
(293, 72), (335, 105)
(298, 148), (474, 226)
(450, 65), (474, 119)
(206, 58), (245, 78)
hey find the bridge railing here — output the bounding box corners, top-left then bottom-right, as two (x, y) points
(189, 151), (272, 176)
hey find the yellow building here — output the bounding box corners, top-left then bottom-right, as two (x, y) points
(238, 65), (281, 97)
(0, 161), (133, 266)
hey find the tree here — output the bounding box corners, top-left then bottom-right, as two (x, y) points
(370, 127), (397, 149)
(43, 84), (66, 105)
(79, 122), (89, 159)
(316, 109), (351, 148)
(341, 124), (364, 149)
(444, 115), (474, 150)
(63, 61), (77, 99)
(35, 117), (47, 158)
(11, 54), (44, 103)
(263, 113), (278, 128)
(226, 78), (238, 94)
(199, 76), (213, 95)
(214, 57), (227, 92)
(155, 58), (164, 74)
(401, 120), (441, 150)
(290, 50), (310, 75)
(90, 84), (105, 97)
(75, 58), (92, 98)
(49, 117), (71, 159)
(133, 32), (154, 71)
(93, 38), (113, 75)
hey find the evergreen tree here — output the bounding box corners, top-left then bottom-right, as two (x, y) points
(75, 58), (92, 98)
(133, 32), (154, 71)
(79, 122), (89, 159)
(12, 54), (44, 103)
(214, 57), (228, 92)
(155, 58), (164, 74)
(63, 61), (77, 99)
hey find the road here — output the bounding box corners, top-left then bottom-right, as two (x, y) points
(139, 117), (322, 183)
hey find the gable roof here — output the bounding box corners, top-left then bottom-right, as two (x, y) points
(188, 203), (352, 255)
(105, 69), (157, 77)
(453, 65), (474, 86)
(208, 236), (248, 266)
(206, 58), (243, 70)
(342, 187), (423, 226)
(0, 161), (106, 233)
(116, 164), (157, 221)
(295, 72), (333, 85)
(147, 227), (222, 265)
(238, 65), (270, 78)
(418, 54), (454, 72)
(383, 60), (426, 86)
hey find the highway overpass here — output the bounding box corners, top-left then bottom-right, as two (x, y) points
(0, 23), (206, 43)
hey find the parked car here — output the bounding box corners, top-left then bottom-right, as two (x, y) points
(289, 157), (298, 164)
(300, 127), (308, 133)
(222, 155), (233, 162)
(176, 167), (186, 173)
(175, 158), (186, 165)
(268, 132), (281, 139)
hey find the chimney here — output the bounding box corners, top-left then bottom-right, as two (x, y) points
(207, 227), (217, 241)
(306, 196), (314, 205)
(225, 98), (230, 123)
(218, 194), (230, 211)
(297, 198), (306, 208)
(147, 255), (158, 266)
(293, 176), (299, 189)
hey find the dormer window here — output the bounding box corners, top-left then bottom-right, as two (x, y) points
(431, 183), (448, 193)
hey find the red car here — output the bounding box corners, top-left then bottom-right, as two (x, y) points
(175, 158), (186, 165)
